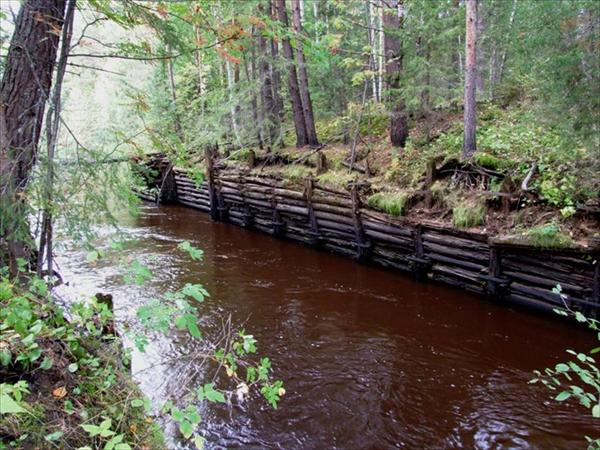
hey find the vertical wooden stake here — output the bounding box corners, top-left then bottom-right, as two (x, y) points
(205, 146), (219, 221)
(351, 184), (369, 261)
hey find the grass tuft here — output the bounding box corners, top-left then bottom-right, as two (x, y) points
(367, 192), (408, 216)
(316, 170), (358, 189)
(452, 198), (486, 228)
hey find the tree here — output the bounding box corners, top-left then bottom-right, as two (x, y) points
(463, 0), (477, 158)
(291, 0), (319, 146)
(382, 0), (408, 148)
(0, 0), (67, 275)
(275, 0), (308, 147)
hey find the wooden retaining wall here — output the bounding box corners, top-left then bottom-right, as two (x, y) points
(138, 157), (599, 317)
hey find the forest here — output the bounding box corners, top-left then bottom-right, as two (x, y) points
(0, 0), (599, 449)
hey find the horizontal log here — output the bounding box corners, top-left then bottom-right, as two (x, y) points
(365, 229), (414, 249)
(502, 270), (590, 296)
(362, 219), (413, 238)
(429, 253), (486, 272)
(423, 241), (489, 264)
(422, 232), (489, 253)
(431, 264), (484, 285)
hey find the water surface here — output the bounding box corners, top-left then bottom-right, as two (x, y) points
(56, 204), (597, 449)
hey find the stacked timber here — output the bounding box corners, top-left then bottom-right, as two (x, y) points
(135, 156), (599, 317)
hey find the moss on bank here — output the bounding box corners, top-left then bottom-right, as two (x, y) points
(0, 276), (164, 449)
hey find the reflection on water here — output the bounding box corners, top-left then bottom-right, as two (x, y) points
(56, 204), (597, 449)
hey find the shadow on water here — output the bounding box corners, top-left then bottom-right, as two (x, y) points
(56, 203), (597, 449)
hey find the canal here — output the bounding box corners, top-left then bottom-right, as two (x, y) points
(56, 203), (597, 449)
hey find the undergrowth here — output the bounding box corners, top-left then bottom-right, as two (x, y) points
(0, 273), (164, 449)
(524, 221), (574, 248)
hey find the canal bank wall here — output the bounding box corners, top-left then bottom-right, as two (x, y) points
(135, 154), (599, 317)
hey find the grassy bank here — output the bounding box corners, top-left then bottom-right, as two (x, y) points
(208, 98), (598, 248)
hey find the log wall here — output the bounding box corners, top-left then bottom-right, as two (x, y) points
(137, 159), (599, 317)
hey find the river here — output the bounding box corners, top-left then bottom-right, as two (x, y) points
(55, 203), (597, 449)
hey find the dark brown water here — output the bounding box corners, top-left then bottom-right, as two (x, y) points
(56, 204), (597, 449)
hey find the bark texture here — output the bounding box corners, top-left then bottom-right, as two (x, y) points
(0, 0), (66, 274)
(383, 0), (408, 148)
(291, 0), (319, 146)
(276, 0), (308, 147)
(463, 0), (478, 157)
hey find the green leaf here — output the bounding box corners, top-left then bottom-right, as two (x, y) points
(592, 404), (600, 418)
(130, 399), (144, 408)
(177, 241), (204, 260)
(181, 284), (209, 302)
(187, 321), (201, 339)
(81, 424), (101, 436)
(179, 420), (195, 439)
(45, 431), (64, 442)
(40, 357), (53, 370)
(0, 394), (26, 414)
(68, 363), (78, 373)
(0, 350), (12, 366)
(203, 383), (226, 403)
(555, 391), (571, 401)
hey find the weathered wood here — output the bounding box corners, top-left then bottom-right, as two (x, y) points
(135, 158), (598, 317)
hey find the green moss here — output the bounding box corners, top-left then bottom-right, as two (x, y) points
(474, 152), (506, 170)
(367, 192), (408, 216)
(524, 221), (573, 248)
(452, 198), (486, 228)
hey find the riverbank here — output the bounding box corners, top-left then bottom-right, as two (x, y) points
(135, 152), (599, 318)
(0, 276), (164, 449)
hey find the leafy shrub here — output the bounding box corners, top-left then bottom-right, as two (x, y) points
(367, 192), (408, 216)
(530, 285), (599, 449)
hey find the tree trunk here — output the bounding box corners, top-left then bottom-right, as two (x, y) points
(38, 0), (76, 277)
(291, 0), (319, 146)
(244, 50), (263, 149)
(166, 44), (182, 139)
(463, 0), (478, 157)
(269, 0), (284, 130)
(276, 0), (308, 147)
(383, 0), (408, 148)
(258, 25), (276, 147)
(0, 0), (66, 275)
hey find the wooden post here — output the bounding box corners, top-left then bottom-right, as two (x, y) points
(305, 178), (320, 245)
(316, 152), (328, 174)
(351, 184), (370, 262)
(240, 175), (253, 227)
(205, 146), (219, 220)
(408, 224), (430, 280)
(157, 163), (178, 204)
(248, 149), (256, 169)
(479, 243), (510, 298)
(270, 193), (285, 236)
